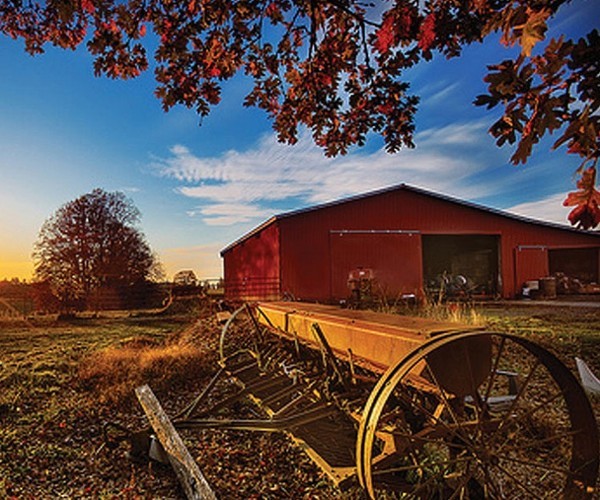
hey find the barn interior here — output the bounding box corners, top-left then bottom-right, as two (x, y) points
(422, 234), (500, 298)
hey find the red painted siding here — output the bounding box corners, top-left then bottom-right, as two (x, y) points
(514, 246), (549, 287)
(328, 231), (422, 299)
(223, 186), (600, 301)
(223, 222), (280, 300)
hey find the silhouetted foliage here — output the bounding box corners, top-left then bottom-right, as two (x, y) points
(30, 280), (61, 313)
(0, 278), (28, 296)
(2, 1), (598, 226)
(33, 189), (160, 310)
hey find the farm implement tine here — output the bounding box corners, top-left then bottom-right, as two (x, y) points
(176, 400), (338, 432)
(311, 322), (351, 391)
(174, 366), (226, 420)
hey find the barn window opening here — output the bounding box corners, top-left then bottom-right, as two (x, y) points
(422, 235), (500, 299)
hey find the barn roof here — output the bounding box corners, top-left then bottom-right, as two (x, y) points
(220, 183), (599, 255)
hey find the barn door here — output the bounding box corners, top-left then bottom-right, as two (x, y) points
(329, 230), (421, 301)
(515, 245), (549, 287)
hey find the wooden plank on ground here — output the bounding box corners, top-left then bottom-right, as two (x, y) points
(135, 385), (217, 500)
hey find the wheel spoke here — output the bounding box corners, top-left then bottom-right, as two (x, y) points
(456, 338), (487, 444)
(424, 360), (476, 448)
(509, 427), (578, 452)
(482, 336), (507, 407)
(446, 467), (477, 500)
(482, 463), (504, 499)
(373, 456), (472, 476)
(403, 457), (472, 498)
(489, 358), (541, 444)
(514, 389), (563, 421)
(492, 409), (574, 460)
(462, 341), (482, 422)
(394, 390), (474, 450)
(386, 430), (471, 452)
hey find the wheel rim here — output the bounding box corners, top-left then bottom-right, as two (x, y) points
(219, 304), (262, 361)
(356, 331), (599, 499)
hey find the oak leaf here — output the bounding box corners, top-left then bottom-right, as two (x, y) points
(520, 8), (550, 56)
(563, 167), (600, 229)
(418, 13), (436, 51)
(374, 14), (396, 54)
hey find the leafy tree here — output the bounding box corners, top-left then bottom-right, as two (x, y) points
(2, 1), (598, 227)
(33, 188), (159, 309)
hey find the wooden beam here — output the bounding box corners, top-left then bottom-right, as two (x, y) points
(135, 385), (217, 500)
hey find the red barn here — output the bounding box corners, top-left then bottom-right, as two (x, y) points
(220, 184), (600, 302)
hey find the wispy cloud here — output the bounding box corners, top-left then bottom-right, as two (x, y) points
(152, 122), (510, 226)
(505, 192), (572, 227)
(187, 202), (273, 226)
(421, 82), (461, 105)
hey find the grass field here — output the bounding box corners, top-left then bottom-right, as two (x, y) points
(0, 302), (598, 498)
(0, 312), (203, 498)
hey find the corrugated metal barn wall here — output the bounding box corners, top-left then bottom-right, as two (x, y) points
(501, 225), (599, 295)
(223, 222), (281, 300)
(222, 186), (600, 302)
(276, 188), (600, 301)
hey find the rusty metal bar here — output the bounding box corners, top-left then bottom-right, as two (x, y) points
(273, 383), (318, 418)
(174, 367), (226, 420)
(189, 373), (289, 419)
(256, 302), (474, 373)
(176, 402), (338, 432)
(311, 322), (351, 390)
(245, 301), (264, 343)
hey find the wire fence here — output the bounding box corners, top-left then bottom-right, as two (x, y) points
(0, 281), (224, 318)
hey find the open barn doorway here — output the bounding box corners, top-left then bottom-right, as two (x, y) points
(549, 247), (599, 294)
(422, 234), (500, 299)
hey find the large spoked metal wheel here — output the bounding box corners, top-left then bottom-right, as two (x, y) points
(356, 331), (599, 499)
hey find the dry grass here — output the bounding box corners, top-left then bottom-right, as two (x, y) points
(385, 295), (485, 325)
(0, 312), (217, 498)
(78, 318), (218, 407)
(78, 342), (211, 406)
(420, 298), (484, 325)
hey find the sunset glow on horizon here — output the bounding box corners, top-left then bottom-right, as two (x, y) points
(0, 258), (33, 282)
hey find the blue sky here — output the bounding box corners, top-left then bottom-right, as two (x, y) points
(1, 0), (598, 281)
